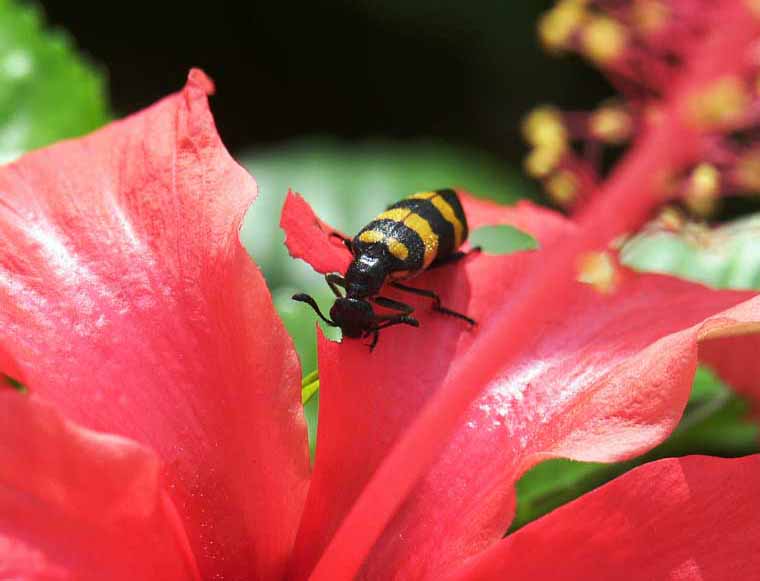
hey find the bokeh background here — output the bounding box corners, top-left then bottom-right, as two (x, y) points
(39, 1), (609, 161)
(5, 0), (758, 531)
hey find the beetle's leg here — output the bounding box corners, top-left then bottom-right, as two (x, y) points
(390, 281), (476, 326)
(374, 315), (419, 330)
(329, 232), (354, 254)
(373, 295), (414, 315)
(429, 246), (482, 270)
(324, 272), (347, 297)
(364, 315), (419, 351)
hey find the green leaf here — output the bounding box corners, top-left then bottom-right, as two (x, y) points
(470, 224), (537, 254)
(621, 215), (760, 289)
(0, 0), (109, 163)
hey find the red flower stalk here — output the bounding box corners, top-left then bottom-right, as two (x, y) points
(1, 30), (760, 581)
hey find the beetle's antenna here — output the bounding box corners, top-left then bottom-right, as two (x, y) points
(292, 293), (337, 326)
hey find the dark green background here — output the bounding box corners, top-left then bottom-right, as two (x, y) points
(38, 0), (610, 163)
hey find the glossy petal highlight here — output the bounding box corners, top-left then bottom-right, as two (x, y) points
(0, 70), (310, 579)
(0, 391), (199, 580)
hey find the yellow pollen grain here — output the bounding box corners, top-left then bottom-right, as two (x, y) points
(538, 0), (588, 52)
(577, 251), (618, 294)
(522, 106), (567, 148)
(687, 76), (750, 130)
(685, 163), (720, 216)
(589, 105), (633, 143)
(580, 15), (628, 64)
(386, 237), (409, 260)
(525, 145), (565, 178)
(359, 230), (384, 244)
(546, 170), (579, 206)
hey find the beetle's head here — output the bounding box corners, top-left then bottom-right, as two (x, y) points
(291, 293), (375, 338)
(329, 297), (375, 337)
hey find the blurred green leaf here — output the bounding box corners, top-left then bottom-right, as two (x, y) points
(512, 214), (760, 531)
(0, 0), (108, 162)
(470, 224), (537, 254)
(621, 215), (760, 289)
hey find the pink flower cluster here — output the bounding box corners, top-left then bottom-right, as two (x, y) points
(527, 0), (760, 216)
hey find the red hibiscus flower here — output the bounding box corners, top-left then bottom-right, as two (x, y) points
(0, 68), (759, 581)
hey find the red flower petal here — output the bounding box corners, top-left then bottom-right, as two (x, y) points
(450, 455), (760, 580)
(0, 70), (309, 579)
(280, 190), (353, 275)
(281, 195), (760, 578)
(0, 391), (199, 580)
(459, 194), (577, 245)
(700, 335), (760, 423)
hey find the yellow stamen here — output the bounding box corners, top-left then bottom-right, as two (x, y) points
(577, 251), (618, 294)
(524, 145), (565, 178)
(580, 16), (628, 64)
(545, 170), (579, 206)
(589, 104), (633, 143)
(538, 0), (588, 52)
(687, 76), (750, 130)
(522, 106), (567, 148)
(685, 163), (721, 216)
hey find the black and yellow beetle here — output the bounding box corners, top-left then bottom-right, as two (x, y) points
(293, 188), (479, 349)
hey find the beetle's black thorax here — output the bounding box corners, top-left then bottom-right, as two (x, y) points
(344, 245), (391, 298)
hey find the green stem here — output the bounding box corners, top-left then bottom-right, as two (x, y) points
(301, 370), (320, 405)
